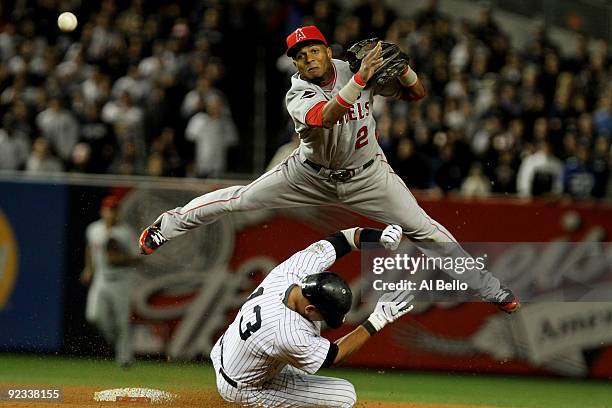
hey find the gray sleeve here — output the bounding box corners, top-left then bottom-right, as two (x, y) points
(286, 81), (328, 132)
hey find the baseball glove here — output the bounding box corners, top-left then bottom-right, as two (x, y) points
(346, 38), (410, 86)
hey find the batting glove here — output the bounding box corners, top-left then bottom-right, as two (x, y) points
(380, 224), (403, 250)
(364, 290), (414, 334)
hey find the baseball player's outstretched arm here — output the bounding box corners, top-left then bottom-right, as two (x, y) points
(398, 76), (426, 101)
(317, 42), (384, 128)
(374, 63), (426, 102)
(325, 224), (404, 260)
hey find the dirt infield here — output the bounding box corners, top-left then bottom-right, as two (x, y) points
(1, 385), (490, 408)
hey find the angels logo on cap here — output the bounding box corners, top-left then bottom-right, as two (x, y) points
(286, 25), (328, 58)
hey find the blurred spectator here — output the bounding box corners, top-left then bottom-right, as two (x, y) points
(490, 151), (518, 194)
(147, 127), (184, 177)
(591, 136), (610, 198)
(25, 137), (64, 173)
(146, 152), (165, 177)
(79, 103), (117, 173)
(81, 67), (112, 104)
(101, 91), (145, 166)
(354, 0), (396, 39)
(394, 138), (432, 190)
(474, 4), (502, 48)
(35, 97), (79, 163)
(71, 142), (93, 173)
(416, 0), (442, 28)
(3, 100), (34, 141)
(0, 128), (30, 170)
(56, 49), (93, 92)
(0, 0), (608, 201)
(181, 75), (226, 119)
(434, 142), (465, 192)
(461, 163), (491, 197)
(109, 141), (143, 175)
(516, 142), (562, 197)
(185, 94), (237, 177)
(111, 65), (150, 103)
(0, 23), (18, 62)
(562, 144), (595, 199)
(1, 72), (40, 107)
(593, 94), (612, 137)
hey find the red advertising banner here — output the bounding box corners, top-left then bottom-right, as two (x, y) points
(127, 189), (612, 378)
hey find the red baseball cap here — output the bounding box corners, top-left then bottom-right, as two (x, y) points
(286, 26), (328, 58)
(101, 195), (121, 210)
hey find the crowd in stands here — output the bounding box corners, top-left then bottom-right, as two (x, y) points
(0, 0), (610, 200)
(0, 0), (241, 178)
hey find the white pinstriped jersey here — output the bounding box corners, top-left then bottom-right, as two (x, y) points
(286, 58), (403, 169)
(218, 240), (337, 386)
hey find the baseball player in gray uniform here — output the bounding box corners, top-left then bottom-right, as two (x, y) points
(140, 26), (519, 313)
(82, 195), (141, 367)
(212, 224), (412, 407)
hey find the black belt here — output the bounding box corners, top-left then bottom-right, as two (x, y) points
(305, 159), (374, 181)
(219, 367), (238, 388)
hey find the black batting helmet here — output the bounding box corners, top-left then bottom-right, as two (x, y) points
(300, 272), (352, 329)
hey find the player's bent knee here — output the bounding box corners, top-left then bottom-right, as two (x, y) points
(331, 382), (356, 408)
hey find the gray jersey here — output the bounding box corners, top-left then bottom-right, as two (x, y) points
(86, 220), (137, 282)
(85, 220), (138, 366)
(286, 59), (402, 169)
(218, 240), (337, 386)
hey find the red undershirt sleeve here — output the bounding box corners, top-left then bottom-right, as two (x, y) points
(305, 100), (327, 127)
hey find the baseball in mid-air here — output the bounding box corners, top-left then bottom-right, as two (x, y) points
(57, 12), (78, 32)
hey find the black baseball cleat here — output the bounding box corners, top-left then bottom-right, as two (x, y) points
(139, 221), (168, 255)
(487, 286), (520, 314)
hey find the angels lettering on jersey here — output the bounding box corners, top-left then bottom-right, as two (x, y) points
(337, 100), (370, 125)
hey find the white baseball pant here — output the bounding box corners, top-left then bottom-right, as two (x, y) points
(210, 341), (356, 407)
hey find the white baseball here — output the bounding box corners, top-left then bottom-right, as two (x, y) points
(57, 12), (78, 32)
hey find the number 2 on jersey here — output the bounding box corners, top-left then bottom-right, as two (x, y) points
(355, 126), (368, 149)
(239, 287), (264, 340)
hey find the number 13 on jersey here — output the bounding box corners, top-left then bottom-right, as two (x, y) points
(239, 287), (264, 340)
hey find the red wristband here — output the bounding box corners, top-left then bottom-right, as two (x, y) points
(353, 72), (365, 87)
(335, 94), (352, 108)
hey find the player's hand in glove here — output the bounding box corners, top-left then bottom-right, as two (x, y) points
(380, 224), (403, 250)
(347, 38), (410, 86)
(364, 290), (414, 334)
(356, 41), (385, 83)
